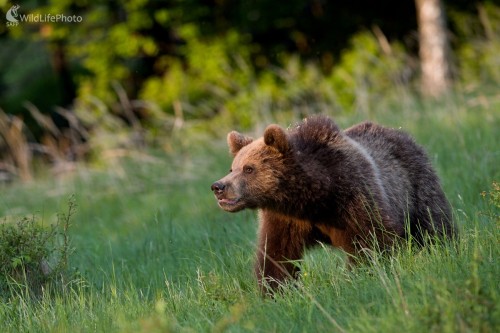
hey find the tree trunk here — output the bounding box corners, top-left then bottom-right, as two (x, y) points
(415, 0), (452, 97)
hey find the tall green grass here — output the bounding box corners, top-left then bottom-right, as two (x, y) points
(0, 90), (498, 332)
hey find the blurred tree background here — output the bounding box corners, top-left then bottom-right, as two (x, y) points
(0, 0), (499, 180)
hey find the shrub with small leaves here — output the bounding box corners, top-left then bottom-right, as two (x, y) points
(0, 196), (76, 297)
(480, 181), (500, 223)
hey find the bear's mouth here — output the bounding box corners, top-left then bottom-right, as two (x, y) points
(218, 198), (239, 205)
(217, 197), (244, 212)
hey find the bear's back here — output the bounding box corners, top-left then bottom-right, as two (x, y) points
(344, 122), (436, 199)
(344, 122), (416, 223)
(344, 122), (452, 238)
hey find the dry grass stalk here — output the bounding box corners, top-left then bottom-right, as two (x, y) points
(0, 110), (33, 182)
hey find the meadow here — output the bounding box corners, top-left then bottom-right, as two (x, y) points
(0, 89), (499, 332)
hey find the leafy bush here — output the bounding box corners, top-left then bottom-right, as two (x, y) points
(450, 3), (500, 86)
(327, 31), (410, 113)
(139, 28), (410, 132)
(0, 197), (75, 297)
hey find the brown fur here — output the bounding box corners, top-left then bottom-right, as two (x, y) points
(211, 115), (455, 292)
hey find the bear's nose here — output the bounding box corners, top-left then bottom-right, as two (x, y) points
(211, 182), (225, 194)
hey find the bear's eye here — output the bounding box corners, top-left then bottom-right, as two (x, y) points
(229, 169), (232, 173)
(244, 166), (254, 174)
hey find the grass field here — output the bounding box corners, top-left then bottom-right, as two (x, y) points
(0, 90), (499, 332)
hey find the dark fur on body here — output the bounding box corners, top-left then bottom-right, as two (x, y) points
(211, 115), (454, 291)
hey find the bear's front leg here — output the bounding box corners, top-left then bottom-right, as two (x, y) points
(255, 210), (317, 292)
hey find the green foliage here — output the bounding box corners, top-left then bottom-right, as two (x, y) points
(450, 3), (500, 85)
(481, 181), (500, 223)
(0, 196), (75, 297)
(139, 27), (254, 119)
(486, 182), (500, 210)
(0, 217), (49, 290)
(327, 31), (409, 112)
(68, 3), (159, 104)
(77, 26), (401, 143)
(140, 29), (409, 132)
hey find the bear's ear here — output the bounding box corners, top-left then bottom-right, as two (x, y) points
(227, 131), (253, 156)
(264, 124), (289, 153)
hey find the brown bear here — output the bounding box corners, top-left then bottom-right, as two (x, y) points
(211, 115), (454, 292)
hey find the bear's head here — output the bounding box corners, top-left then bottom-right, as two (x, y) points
(211, 124), (291, 212)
